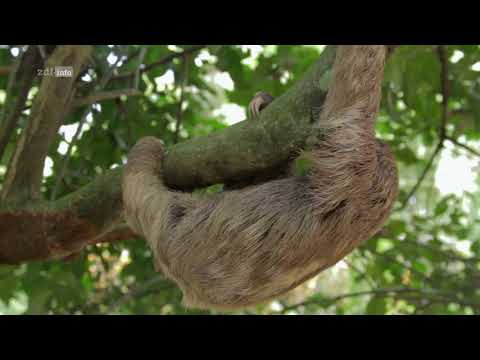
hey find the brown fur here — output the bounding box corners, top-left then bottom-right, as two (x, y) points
(122, 45), (398, 310)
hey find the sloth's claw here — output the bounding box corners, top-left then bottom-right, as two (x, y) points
(248, 91), (274, 120)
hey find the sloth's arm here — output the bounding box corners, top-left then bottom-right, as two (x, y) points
(122, 137), (172, 240)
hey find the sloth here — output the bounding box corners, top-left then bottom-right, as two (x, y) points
(122, 45), (399, 311)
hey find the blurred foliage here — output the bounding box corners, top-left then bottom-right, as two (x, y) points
(1, 44), (480, 315)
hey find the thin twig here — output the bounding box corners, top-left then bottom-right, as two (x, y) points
(281, 287), (421, 313)
(282, 284), (480, 313)
(399, 238), (480, 265)
(111, 45), (205, 81)
(399, 46), (450, 210)
(73, 88), (142, 108)
(372, 250), (432, 283)
(399, 141), (443, 210)
(445, 136), (480, 157)
(343, 258), (377, 288)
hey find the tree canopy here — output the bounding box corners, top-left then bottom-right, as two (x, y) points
(1, 45), (480, 315)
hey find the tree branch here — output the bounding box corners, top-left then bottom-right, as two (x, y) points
(0, 46), (44, 162)
(1, 45), (92, 203)
(0, 166), (123, 263)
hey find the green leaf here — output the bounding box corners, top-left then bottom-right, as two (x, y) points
(434, 198), (449, 216)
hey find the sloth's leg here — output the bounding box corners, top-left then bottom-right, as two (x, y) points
(247, 91), (274, 119)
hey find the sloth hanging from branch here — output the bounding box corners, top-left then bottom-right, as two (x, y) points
(122, 45), (399, 310)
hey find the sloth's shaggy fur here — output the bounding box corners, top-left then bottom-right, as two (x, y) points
(122, 45), (399, 310)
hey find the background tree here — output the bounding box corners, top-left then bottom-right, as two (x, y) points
(0, 45), (479, 315)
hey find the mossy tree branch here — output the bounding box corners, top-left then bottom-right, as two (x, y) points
(0, 46), (339, 264)
(163, 46), (336, 189)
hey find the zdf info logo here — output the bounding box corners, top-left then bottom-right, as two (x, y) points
(37, 66), (73, 77)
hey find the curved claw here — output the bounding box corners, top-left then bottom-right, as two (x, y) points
(248, 91), (274, 120)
